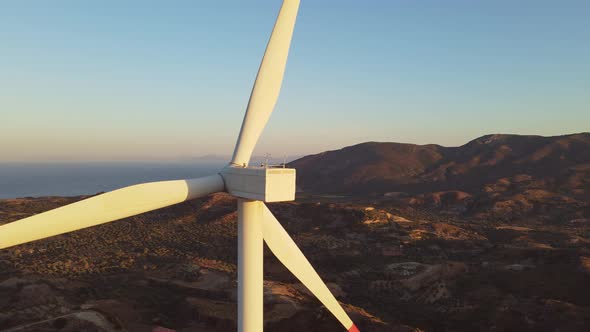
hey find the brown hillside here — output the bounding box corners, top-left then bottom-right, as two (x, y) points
(291, 141), (446, 193)
(290, 133), (590, 222)
(290, 133), (590, 198)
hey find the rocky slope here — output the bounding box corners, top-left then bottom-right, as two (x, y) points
(2, 193), (590, 331)
(291, 133), (590, 223)
(1, 133), (589, 331)
(290, 133), (589, 195)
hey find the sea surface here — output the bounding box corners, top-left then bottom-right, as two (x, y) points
(0, 162), (225, 199)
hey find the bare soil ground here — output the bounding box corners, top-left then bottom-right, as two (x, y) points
(2, 192), (590, 331)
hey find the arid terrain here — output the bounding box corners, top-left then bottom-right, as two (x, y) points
(1, 133), (589, 331)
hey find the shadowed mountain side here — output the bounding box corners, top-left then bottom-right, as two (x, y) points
(290, 133), (590, 198)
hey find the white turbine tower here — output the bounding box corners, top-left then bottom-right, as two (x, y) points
(0, 1), (360, 331)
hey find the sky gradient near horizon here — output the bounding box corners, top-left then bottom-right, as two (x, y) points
(1, 0), (589, 162)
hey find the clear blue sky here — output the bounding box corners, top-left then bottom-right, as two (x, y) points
(1, 0), (589, 162)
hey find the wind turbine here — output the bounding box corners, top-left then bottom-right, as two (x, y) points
(0, 1), (360, 331)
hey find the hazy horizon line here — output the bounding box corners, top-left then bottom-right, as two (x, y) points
(3, 131), (587, 164)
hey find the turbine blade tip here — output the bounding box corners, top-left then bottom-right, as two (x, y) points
(348, 324), (360, 332)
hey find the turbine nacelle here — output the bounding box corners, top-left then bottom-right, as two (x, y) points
(221, 166), (296, 203)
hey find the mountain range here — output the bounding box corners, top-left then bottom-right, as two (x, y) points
(290, 133), (589, 222)
(290, 133), (589, 197)
(2, 133), (590, 331)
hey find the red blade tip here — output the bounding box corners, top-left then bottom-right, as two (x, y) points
(348, 324), (360, 332)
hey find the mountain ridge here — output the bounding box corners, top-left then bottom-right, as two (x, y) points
(289, 132), (590, 197)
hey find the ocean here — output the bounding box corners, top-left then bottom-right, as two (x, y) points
(0, 162), (226, 199)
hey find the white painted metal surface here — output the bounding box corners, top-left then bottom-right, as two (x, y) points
(221, 166), (296, 202)
(262, 204), (357, 331)
(0, 174), (224, 250)
(238, 200), (264, 332)
(231, 0), (300, 166)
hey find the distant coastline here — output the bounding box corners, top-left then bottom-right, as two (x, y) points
(0, 162), (224, 199)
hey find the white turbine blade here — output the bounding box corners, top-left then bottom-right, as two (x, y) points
(262, 204), (360, 332)
(231, 0), (300, 166)
(0, 174), (224, 249)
